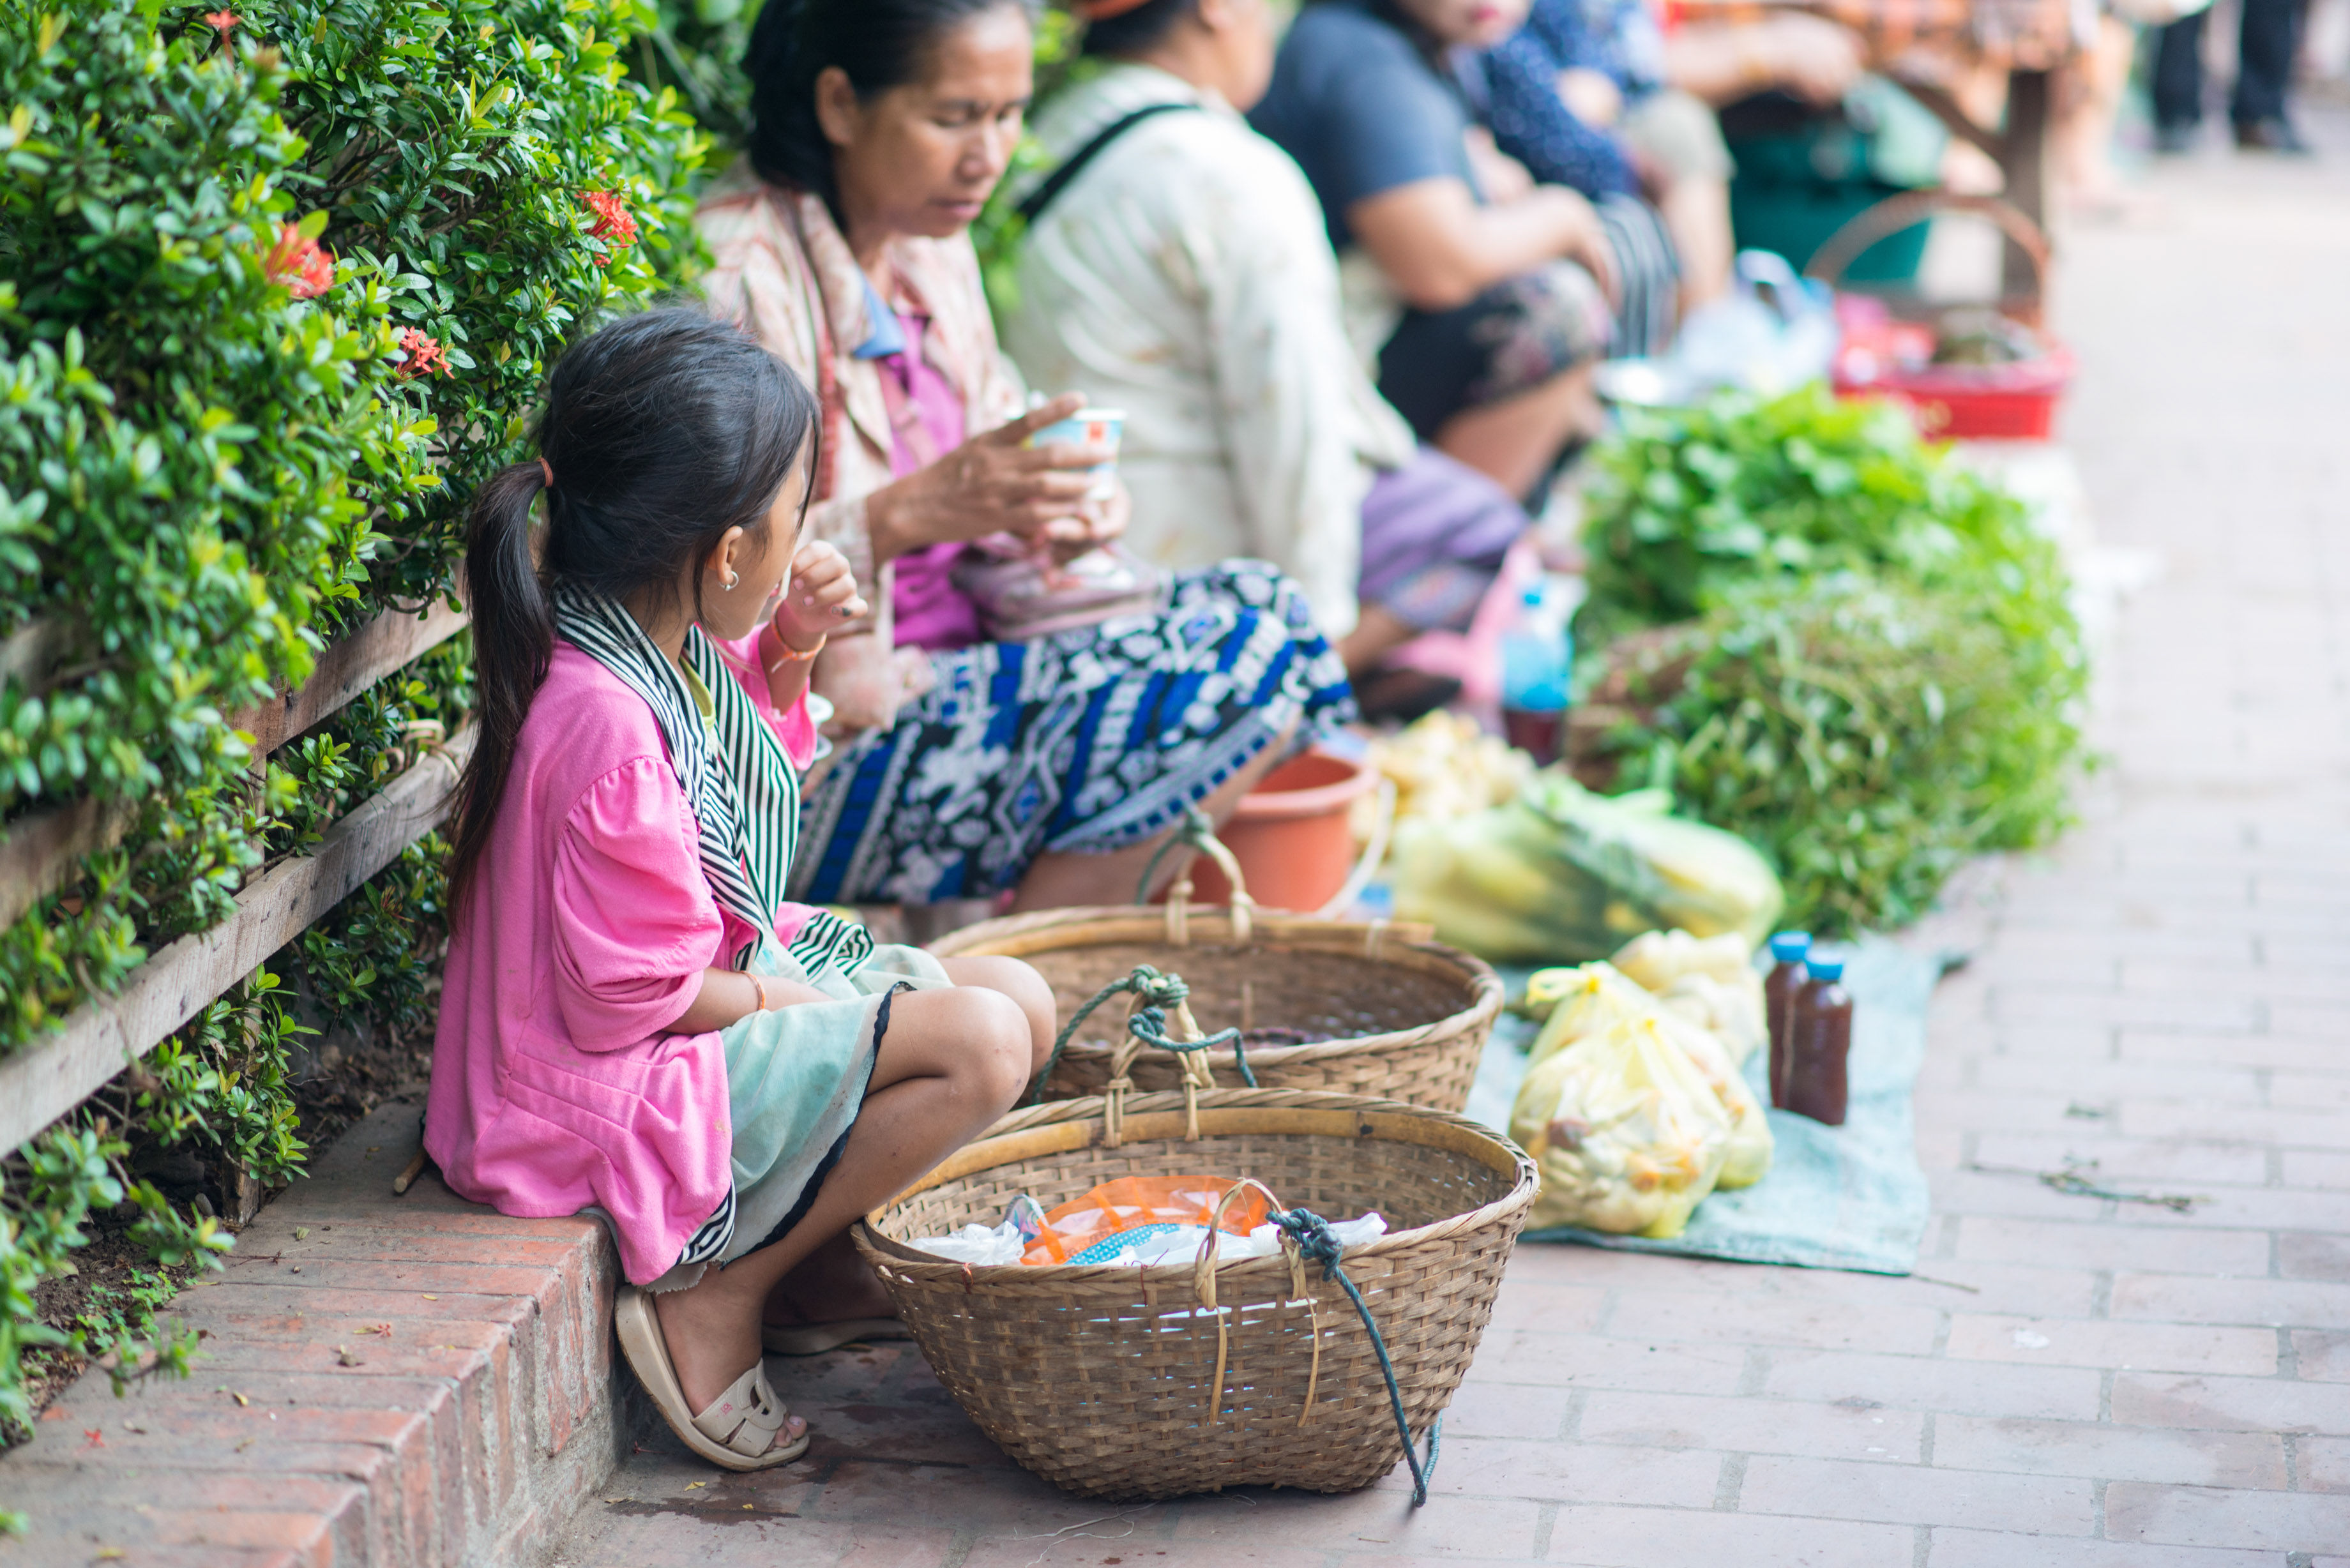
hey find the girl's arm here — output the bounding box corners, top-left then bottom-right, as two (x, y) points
(669, 965), (832, 1035)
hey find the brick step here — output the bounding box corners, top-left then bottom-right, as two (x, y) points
(0, 1101), (639, 1567)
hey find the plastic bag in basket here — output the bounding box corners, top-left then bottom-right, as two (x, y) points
(1512, 1013), (1732, 1237)
(1020, 1175), (1271, 1266)
(1611, 929), (1768, 1066)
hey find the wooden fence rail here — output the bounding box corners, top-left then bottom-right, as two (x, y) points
(0, 723), (477, 1156)
(0, 601), (468, 931)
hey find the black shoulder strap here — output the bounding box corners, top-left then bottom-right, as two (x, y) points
(1014, 101), (1202, 227)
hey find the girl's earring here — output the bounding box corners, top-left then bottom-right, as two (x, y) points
(723, 570), (740, 592)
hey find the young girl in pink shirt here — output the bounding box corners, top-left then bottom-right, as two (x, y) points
(426, 309), (1053, 1471)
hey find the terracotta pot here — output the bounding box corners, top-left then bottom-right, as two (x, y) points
(1185, 746), (1376, 912)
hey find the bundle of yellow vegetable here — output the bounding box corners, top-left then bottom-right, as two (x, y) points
(1392, 773), (1784, 965)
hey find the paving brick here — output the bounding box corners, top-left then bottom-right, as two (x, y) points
(2121, 1103), (2350, 1149)
(1944, 1313), (2278, 1375)
(2300, 1435), (2350, 1492)
(1967, 1133), (2273, 1189)
(1536, 1505), (1914, 1567)
(1439, 1381), (1573, 1440)
(1950, 1216), (2273, 1276)
(2111, 1372), (2350, 1435)
(1167, 1489), (1543, 1557)
(1369, 1438), (1720, 1507)
(966, 1540), (1323, 1568)
(2279, 1233), (2350, 1281)
(1459, 1331), (1748, 1394)
(1970, 1057), (2270, 1104)
(2122, 1032), (2350, 1073)
(2293, 1330), (2350, 1382)
(1483, 1283), (1610, 1336)
(2109, 1274), (2350, 1329)
(1764, 1348), (2103, 1421)
(1926, 1527), (2283, 1567)
(1596, 1287), (1941, 1355)
(1738, 1454), (2095, 1532)
(2107, 1482), (2350, 1551)
(1575, 1391), (1924, 1463)
(1931, 1414), (2287, 1488)
(2282, 1152), (2350, 1190)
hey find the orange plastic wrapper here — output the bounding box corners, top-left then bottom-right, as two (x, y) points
(1020, 1175), (1270, 1266)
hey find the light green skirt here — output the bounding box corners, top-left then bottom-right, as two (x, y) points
(641, 939), (950, 1292)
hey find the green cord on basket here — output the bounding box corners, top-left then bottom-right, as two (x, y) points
(1135, 803), (1222, 907)
(1272, 1205), (1441, 1507)
(1028, 963), (1255, 1104)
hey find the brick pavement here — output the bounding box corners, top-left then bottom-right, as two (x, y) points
(548, 109), (2350, 1568)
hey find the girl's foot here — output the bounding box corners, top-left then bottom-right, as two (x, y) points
(761, 1230), (896, 1329)
(653, 1273), (808, 1455)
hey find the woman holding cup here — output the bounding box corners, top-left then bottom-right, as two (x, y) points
(698, 0), (1354, 912)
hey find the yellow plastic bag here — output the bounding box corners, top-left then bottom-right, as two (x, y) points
(1611, 930), (1768, 1067)
(1513, 1014), (1732, 1237)
(1517, 961), (1773, 1195)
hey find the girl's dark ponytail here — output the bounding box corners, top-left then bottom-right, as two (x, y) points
(447, 461), (556, 916)
(444, 308), (820, 916)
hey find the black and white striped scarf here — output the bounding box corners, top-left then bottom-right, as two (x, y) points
(552, 584), (869, 977)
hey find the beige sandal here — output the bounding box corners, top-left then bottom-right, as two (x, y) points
(760, 1316), (911, 1357)
(614, 1286), (812, 1471)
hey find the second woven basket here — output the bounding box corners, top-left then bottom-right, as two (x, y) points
(855, 1089), (1537, 1501)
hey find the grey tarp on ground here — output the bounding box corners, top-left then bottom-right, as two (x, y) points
(1462, 940), (1945, 1274)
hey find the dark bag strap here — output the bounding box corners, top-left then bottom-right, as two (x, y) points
(1014, 101), (1201, 226)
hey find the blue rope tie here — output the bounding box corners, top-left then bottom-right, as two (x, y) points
(1029, 963), (1255, 1104)
(1271, 1206), (1441, 1506)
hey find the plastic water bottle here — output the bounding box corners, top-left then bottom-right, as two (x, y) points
(1501, 578), (1574, 764)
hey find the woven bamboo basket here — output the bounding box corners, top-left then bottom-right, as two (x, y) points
(929, 891), (1503, 1113)
(854, 1089), (1536, 1501)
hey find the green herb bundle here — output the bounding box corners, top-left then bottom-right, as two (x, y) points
(1574, 388), (2088, 935)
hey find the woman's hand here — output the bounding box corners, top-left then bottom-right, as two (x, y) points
(863, 392), (1114, 562)
(1529, 185), (1620, 306)
(770, 539), (868, 653)
(1037, 478), (1130, 566)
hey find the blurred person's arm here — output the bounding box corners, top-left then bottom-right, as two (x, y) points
(1347, 177), (1618, 313)
(1664, 15), (1863, 108)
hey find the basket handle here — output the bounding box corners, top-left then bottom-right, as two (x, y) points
(1135, 804), (1256, 946)
(1802, 190), (2052, 324)
(1192, 1179), (1294, 1426)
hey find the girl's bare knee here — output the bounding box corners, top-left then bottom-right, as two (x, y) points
(956, 986), (1035, 1112)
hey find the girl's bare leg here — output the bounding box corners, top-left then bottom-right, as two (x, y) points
(759, 954), (1056, 1329)
(1009, 720), (1300, 912)
(649, 982), (1035, 1451)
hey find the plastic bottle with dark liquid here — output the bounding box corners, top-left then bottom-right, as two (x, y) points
(1764, 931), (1811, 1110)
(1784, 957), (1853, 1126)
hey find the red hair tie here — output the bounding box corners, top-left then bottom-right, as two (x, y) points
(1073, 0), (1158, 17)
(538, 456), (553, 488)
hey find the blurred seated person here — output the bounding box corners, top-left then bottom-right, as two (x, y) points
(1478, 0), (1737, 316)
(1250, 0), (1619, 504)
(1001, 0), (1531, 700)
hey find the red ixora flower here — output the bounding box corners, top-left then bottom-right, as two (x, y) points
(204, 10), (239, 36)
(579, 189), (639, 266)
(263, 223), (334, 299)
(395, 328), (450, 379)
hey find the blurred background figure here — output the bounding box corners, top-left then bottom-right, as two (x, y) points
(1001, 0), (1532, 715)
(1248, 0), (1618, 506)
(2155, 0), (2315, 153)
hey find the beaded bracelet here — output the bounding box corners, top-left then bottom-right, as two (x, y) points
(747, 972), (770, 1012)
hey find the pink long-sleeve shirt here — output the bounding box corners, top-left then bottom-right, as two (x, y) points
(425, 631), (821, 1284)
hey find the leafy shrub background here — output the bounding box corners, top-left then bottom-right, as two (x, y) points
(0, 0), (704, 1452)
(1572, 388), (2089, 934)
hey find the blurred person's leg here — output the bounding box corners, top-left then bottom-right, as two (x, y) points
(2056, 15), (2142, 208)
(1619, 90), (1735, 310)
(2153, 8), (2210, 149)
(1376, 261), (1611, 505)
(2232, 0), (2312, 149)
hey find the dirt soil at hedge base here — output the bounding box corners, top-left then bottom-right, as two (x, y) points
(15, 999), (437, 1425)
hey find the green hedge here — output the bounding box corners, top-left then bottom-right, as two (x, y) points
(0, 0), (705, 1455)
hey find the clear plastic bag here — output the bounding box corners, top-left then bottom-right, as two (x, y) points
(1512, 1013), (1732, 1237)
(1611, 930), (1768, 1066)
(1393, 776), (1784, 965)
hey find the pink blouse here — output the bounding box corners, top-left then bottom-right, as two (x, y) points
(870, 302), (980, 654)
(425, 631), (821, 1285)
